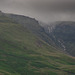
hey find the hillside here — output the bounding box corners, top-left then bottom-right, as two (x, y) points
(5, 13), (55, 46)
(43, 21), (75, 56)
(0, 12), (75, 75)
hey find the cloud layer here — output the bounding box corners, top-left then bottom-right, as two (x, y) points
(0, 0), (75, 23)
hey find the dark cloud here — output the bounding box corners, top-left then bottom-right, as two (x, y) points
(30, 0), (75, 12)
(0, 0), (75, 23)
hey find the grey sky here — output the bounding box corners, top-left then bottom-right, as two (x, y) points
(0, 0), (75, 23)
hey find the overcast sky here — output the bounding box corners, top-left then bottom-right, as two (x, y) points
(0, 0), (75, 23)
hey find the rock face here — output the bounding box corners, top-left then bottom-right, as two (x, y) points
(43, 21), (75, 56)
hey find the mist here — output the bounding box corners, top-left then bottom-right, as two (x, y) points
(0, 0), (75, 23)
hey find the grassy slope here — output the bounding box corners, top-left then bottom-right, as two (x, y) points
(5, 14), (55, 46)
(0, 15), (75, 75)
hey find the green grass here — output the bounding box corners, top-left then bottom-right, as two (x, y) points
(0, 15), (75, 75)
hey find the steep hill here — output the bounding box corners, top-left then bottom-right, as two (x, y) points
(43, 21), (75, 56)
(0, 12), (75, 75)
(5, 13), (55, 46)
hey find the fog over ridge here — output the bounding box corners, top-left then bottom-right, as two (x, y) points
(0, 0), (75, 23)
